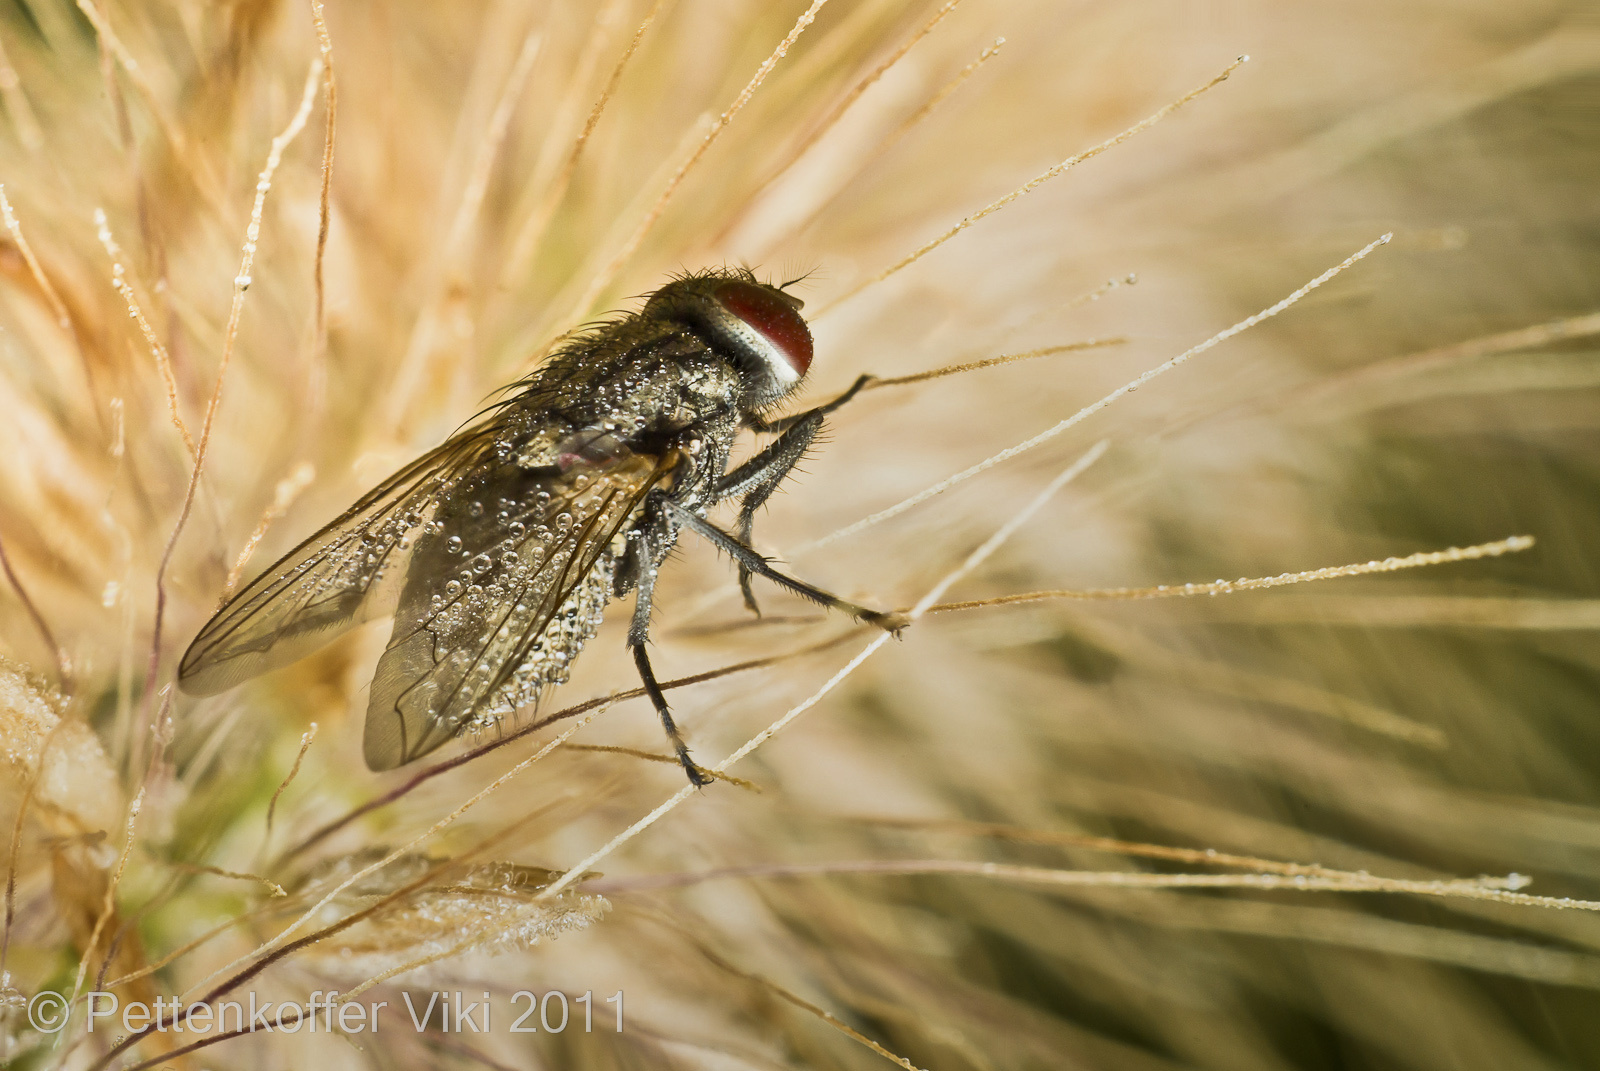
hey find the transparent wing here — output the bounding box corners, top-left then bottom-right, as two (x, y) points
(362, 449), (666, 770)
(178, 429), (497, 697)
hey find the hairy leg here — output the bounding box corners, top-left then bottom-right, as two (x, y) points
(721, 374), (875, 611)
(620, 501), (712, 786)
(664, 497), (908, 634)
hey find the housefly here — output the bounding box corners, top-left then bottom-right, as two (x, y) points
(178, 269), (907, 785)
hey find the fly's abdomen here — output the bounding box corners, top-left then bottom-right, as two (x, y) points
(475, 553), (614, 724)
(363, 449), (663, 771)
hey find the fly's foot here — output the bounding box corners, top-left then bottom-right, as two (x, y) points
(739, 567), (762, 616)
(676, 745), (715, 787)
(861, 609), (912, 636)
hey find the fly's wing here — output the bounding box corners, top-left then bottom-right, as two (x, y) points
(362, 449), (666, 771)
(178, 429), (496, 697)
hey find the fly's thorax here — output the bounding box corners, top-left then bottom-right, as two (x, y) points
(503, 417), (632, 473)
(641, 272), (813, 412)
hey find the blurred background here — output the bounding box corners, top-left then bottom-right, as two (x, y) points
(1, 0), (1597, 1067)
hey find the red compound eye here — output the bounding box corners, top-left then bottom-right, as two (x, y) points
(715, 281), (813, 378)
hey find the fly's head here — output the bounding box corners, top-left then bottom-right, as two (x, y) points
(643, 270), (812, 413)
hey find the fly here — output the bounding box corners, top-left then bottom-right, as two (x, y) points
(178, 269), (907, 785)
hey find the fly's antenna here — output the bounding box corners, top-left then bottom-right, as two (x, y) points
(778, 265), (822, 292)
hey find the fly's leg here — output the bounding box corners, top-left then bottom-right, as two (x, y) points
(662, 498), (909, 634)
(631, 647), (712, 788)
(716, 412), (823, 615)
(723, 374), (875, 613)
(745, 373), (874, 435)
(622, 500), (713, 787)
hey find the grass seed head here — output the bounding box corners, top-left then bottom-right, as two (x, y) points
(0, 2), (1594, 1069)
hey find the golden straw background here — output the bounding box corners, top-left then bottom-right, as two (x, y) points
(1, 0), (1597, 1067)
